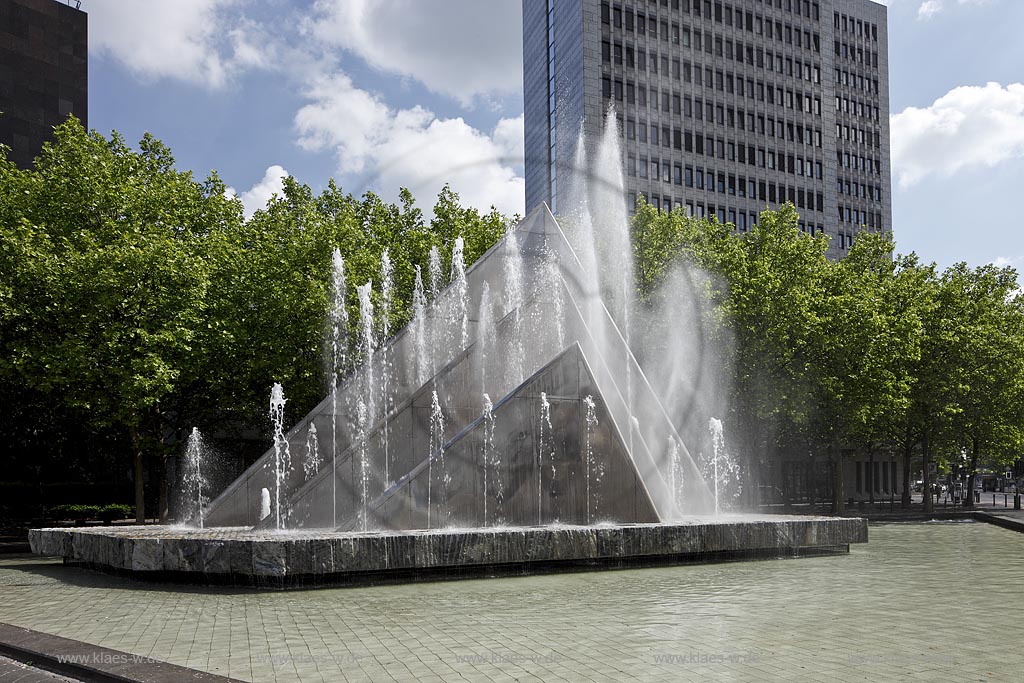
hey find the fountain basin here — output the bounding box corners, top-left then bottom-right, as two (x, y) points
(29, 515), (866, 589)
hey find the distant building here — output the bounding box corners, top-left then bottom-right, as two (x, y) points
(524, 0), (891, 259)
(0, 0), (87, 169)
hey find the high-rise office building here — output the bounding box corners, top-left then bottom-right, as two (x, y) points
(0, 0), (88, 169)
(524, 0), (890, 258)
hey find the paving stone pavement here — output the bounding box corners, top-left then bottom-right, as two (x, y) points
(0, 522), (1022, 682)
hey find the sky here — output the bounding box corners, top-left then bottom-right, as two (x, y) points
(82, 0), (1024, 270)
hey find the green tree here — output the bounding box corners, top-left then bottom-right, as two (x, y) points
(941, 264), (1024, 506)
(0, 119), (241, 521)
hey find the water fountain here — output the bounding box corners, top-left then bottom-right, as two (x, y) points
(268, 383), (289, 530)
(329, 248), (348, 528)
(180, 427), (206, 528)
(303, 423), (321, 482)
(30, 109), (868, 586)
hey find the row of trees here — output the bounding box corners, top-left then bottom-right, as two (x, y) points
(630, 198), (1024, 511)
(3, 120), (1020, 520)
(0, 120), (508, 522)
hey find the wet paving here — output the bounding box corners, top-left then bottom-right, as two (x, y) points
(1, 521), (1021, 682)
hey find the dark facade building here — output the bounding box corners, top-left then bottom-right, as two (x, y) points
(0, 0), (87, 169)
(524, 0), (891, 259)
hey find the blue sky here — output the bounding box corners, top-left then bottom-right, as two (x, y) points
(84, 0), (1024, 270)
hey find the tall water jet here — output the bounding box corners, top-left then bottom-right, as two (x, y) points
(412, 265), (429, 385)
(380, 250), (394, 484)
(481, 393), (495, 527)
(591, 106), (634, 327)
(709, 417), (725, 516)
(181, 427), (206, 528)
(566, 124), (600, 301)
(427, 389), (445, 529)
(260, 488), (270, 522)
(538, 391), (554, 524)
(356, 283), (375, 530)
(503, 230), (525, 387)
(427, 245), (444, 374)
(477, 281), (495, 395)
(269, 383), (289, 530)
(450, 237), (469, 350)
(427, 245), (443, 300)
(356, 399), (369, 531)
(329, 248), (348, 528)
(583, 395), (597, 524)
(667, 435), (683, 516)
(303, 423), (321, 481)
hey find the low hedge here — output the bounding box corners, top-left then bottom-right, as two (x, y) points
(48, 503), (134, 522)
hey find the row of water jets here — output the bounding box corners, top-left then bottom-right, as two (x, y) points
(179, 107), (742, 530)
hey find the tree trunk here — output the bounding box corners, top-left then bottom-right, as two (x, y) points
(130, 424), (145, 524)
(156, 405), (169, 523)
(831, 440), (845, 514)
(868, 450), (875, 505)
(158, 456), (170, 523)
(901, 435), (912, 509)
(963, 436), (979, 509)
(922, 430), (933, 513)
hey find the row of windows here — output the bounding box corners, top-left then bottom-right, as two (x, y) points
(838, 178), (883, 204)
(834, 12), (879, 43)
(839, 205), (883, 230)
(604, 71), (823, 122)
(836, 69), (880, 97)
(837, 123), (881, 150)
(835, 40), (879, 69)
(676, 97), (823, 148)
(611, 79), (825, 150)
(837, 149), (882, 177)
(604, 0), (822, 38)
(627, 191), (826, 238)
(621, 117), (826, 180)
(628, 158), (824, 212)
(855, 461), (898, 495)
(604, 34), (823, 90)
(836, 96), (881, 123)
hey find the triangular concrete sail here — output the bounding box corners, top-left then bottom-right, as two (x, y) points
(204, 204), (713, 530)
(344, 343), (659, 531)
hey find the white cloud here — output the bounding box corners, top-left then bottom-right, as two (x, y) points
(233, 165), (289, 218)
(891, 82), (1024, 187)
(917, 0), (943, 19)
(87, 0), (268, 88)
(306, 0), (522, 106)
(295, 76), (524, 217)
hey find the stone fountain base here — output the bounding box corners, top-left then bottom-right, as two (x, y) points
(29, 515), (867, 589)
